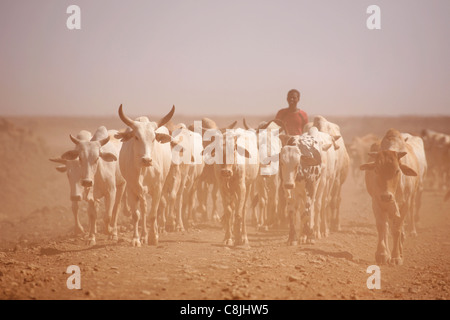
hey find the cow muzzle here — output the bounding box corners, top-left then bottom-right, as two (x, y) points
(380, 192), (394, 203)
(81, 179), (93, 188)
(142, 157), (153, 167)
(221, 169), (233, 178)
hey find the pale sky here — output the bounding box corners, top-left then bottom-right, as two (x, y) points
(0, 0), (449, 117)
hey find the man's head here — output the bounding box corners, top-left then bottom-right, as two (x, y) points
(287, 89), (300, 108)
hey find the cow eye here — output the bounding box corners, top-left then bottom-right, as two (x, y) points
(135, 136), (139, 141)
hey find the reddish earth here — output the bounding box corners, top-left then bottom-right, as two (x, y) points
(0, 115), (449, 300)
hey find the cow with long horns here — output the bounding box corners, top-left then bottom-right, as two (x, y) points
(115, 104), (175, 246)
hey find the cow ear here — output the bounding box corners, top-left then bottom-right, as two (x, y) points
(400, 164), (417, 176)
(115, 130), (133, 142)
(322, 143), (332, 151)
(301, 155), (319, 167)
(397, 152), (407, 160)
(333, 135), (341, 142)
(155, 133), (172, 144)
(236, 146), (251, 158)
(100, 152), (117, 162)
(61, 150), (79, 161)
(56, 166), (67, 173)
(360, 162), (376, 171)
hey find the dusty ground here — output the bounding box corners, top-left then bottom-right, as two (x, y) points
(0, 115), (449, 300)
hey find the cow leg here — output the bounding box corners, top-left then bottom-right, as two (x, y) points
(391, 202), (409, 265)
(373, 202), (390, 264)
(211, 183), (220, 223)
(128, 192), (141, 247)
(267, 176), (278, 229)
(157, 195), (167, 234)
(196, 181), (207, 221)
(390, 217), (404, 265)
(330, 184), (342, 232)
(219, 182), (233, 246)
(410, 187), (422, 237)
(103, 187), (116, 237)
(304, 181), (316, 244)
(71, 200), (85, 235)
(110, 183), (125, 241)
(149, 189), (163, 245)
(175, 185), (186, 232)
(233, 187), (243, 246)
(139, 195), (149, 245)
(86, 200), (97, 246)
(287, 196), (298, 246)
(277, 185), (288, 228)
(240, 183), (251, 246)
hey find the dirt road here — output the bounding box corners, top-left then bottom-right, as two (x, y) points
(0, 116), (449, 300)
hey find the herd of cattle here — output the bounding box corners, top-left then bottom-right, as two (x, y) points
(48, 105), (450, 265)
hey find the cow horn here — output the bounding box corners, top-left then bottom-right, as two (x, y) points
(118, 104), (134, 127)
(49, 157), (67, 164)
(243, 118), (251, 130)
(157, 105), (175, 128)
(99, 136), (110, 147)
(70, 134), (81, 145)
(227, 120), (237, 129)
(219, 120), (237, 133)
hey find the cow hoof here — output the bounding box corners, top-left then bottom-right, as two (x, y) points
(132, 238), (141, 247)
(87, 239), (96, 246)
(306, 238), (315, 245)
(223, 239), (233, 246)
(299, 236), (307, 244)
(108, 234), (118, 242)
(375, 253), (390, 265)
(107, 225), (114, 235)
(389, 257), (403, 266)
(288, 240), (298, 246)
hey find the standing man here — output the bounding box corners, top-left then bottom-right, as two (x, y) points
(276, 89), (308, 135)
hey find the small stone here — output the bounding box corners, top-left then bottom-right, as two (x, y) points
(288, 275), (299, 282)
(85, 291), (94, 297)
(141, 290), (151, 295)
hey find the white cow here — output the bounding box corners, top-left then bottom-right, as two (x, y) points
(193, 118), (237, 223)
(49, 130), (92, 235)
(204, 128), (259, 246)
(61, 126), (125, 245)
(311, 116), (350, 231)
(401, 133), (427, 236)
(159, 125), (204, 232)
(116, 104), (174, 246)
(243, 118), (284, 230)
(279, 127), (329, 244)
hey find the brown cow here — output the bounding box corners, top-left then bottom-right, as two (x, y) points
(361, 129), (422, 265)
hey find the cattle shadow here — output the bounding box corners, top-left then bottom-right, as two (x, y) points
(39, 244), (108, 256)
(298, 247), (354, 261)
